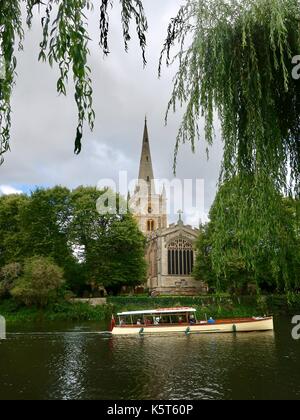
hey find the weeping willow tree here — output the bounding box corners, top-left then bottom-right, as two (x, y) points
(0, 0), (147, 162)
(159, 0), (300, 291)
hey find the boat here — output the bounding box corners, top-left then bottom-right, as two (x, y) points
(110, 307), (274, 336)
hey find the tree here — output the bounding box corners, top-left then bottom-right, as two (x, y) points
(11, 256), (65, 307)
(0, 262), (22, 299)
(0, 0), (147, 162)
(160, 0), (300, 278)
(0, 186), (147, 296)
(94, 214), (147, 294)
(0, 187), (81, 287)
(20, 186), (79, 284)
(0, 194), (29, 266)
(70, 186), (147, 294)
(194, 178), (300, 294)
(193, 223), (258, 295)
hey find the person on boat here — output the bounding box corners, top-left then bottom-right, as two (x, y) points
(189, 315), (196, 325)
(154, 317), (160, 325)
(178, 316), (183, 324)
(136, 319), (142, 325)
(208, 317), (216, 324)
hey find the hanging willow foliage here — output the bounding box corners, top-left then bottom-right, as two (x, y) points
(0, 0), (147, 160)
(0, 1), (23, 163)
(160, 0), (300, 288)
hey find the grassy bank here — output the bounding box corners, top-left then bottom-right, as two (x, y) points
(0, 300), (112, 325)
(1, 294), (300, 325)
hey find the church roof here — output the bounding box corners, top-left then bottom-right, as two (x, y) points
(147, 223), (199, 242)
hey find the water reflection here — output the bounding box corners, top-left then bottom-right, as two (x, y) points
(0, 318), (299, 400)
(107, 331), (277, 400)
(48, 334), (89, 400)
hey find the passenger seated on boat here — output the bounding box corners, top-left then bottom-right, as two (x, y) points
(189, 315), (196, 325)
(120, 319), (125, 326)
(136, 319), (142, 325)
(208, 317), (216, 324)
(178, 317), (183, 324)
(145, 318), (152, 325)
(154, 317), (160, 325)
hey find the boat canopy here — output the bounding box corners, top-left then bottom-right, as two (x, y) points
(117, 307), (197, 316)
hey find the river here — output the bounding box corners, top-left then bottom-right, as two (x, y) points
(0, 316), (299, 400)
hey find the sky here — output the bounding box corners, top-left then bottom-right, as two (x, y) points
(0, 0), (223, 226)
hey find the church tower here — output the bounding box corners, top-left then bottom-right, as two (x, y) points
(130, 118), (167, 235)
(129, 117), (207, 295)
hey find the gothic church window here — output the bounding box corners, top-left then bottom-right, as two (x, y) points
(168, 239), (194, 276)
(147, 220), (155, 232)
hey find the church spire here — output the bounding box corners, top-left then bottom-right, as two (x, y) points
(138, 117), (155, 190)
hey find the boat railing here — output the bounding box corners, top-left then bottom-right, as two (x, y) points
(117, 316), (272, 328)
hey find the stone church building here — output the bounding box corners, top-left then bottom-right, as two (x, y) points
(129, 119), (208, 296)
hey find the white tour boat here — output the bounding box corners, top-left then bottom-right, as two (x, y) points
(110, 307), (274, 336)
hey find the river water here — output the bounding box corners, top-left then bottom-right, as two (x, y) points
(0, 316), (299, 400)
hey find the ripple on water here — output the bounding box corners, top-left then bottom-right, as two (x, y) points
(0, 318), (299, 400)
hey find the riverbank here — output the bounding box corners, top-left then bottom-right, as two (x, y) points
(0, 300), (112, 324)
(1, 294), (300, 326)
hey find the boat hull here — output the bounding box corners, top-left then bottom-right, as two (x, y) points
(111, 317), (274, 336)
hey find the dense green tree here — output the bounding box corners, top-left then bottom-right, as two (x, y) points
(0, 262), (22, 298)
(11, 256), (65, 307)
(20, 187), (80, 286)
(90, 213), (147, 295)
(160, 0), (300, 279)
(0, 186), (147, 296)
(193, 223), (257, 295)
(0, 194), (29, 266)
(194, 178), (300, 294)
(71, 186), (147, 294)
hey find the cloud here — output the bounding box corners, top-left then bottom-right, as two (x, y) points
(0, 185), (23, 195)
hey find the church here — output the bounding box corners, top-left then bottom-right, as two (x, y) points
(129, 119), (208, 296)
